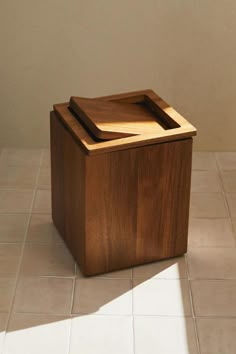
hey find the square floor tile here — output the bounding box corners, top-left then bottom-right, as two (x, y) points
(188, 218), (235, 247)
(133, 256), (187, 280)
(226, 194), (236, 217)
(13, 277), (73, 314)
(32, 190), (51, 214)
(191, 280), (236, 317)
(133, 279), (192, 316)
(0, 165), (39, 189)
(38, 167), (51, 189)
(0, 313), (8, 352)
(216, 153), (236, 171)
(0, 149), (43, 167)
(190, 193), (228, 218)
(4, 313), (71, 354)
(72, 278), (132, 315)
(191, 171), (222, 193)
(70, 315), (133, 354)
(187, 248), (236, 279)
(196, 318), (236, 354)
(0, 277), (15, 312)
(221, 171), (236, 193)
(0, 215), (28, 243)
(192, 152), (217, 171)
(0, 244), (21, 276)
(134, 316), (198, 354)
(0, 190), (34, 214)
(26, 214), (62, 243)
(20, 244), (75, 276)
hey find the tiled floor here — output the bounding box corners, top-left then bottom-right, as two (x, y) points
(0, 149), (236, 354)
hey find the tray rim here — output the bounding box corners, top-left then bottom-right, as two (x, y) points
(53, 89), (197, 155)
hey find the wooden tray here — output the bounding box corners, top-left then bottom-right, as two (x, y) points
(69, 94), (180, 140)
(53, 89), (196, 155)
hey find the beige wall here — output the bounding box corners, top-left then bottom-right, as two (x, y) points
(1, 1), (236, 150)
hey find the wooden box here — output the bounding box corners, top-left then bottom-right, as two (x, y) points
(50, 89), (196, 276)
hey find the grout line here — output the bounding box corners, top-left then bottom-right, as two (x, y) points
(185, 254), (201, 354)
(187, 215), (229, 220)
(189, 278), (236, 282)
(0, 242), (25, 245)
(7, 241), (64, 245)
(70, 264), (77, 313)
(66, 315), (73, 354)
(193, 315), (236, 320)
(0, 212), (52, 216)
(0, 273), (131, 280)
(0, 213), (33, 216)
(0, 212), (51, 216)
(188, 246), (236, 249)
(190, 191), (227, 194)
(8, 310), (132, 317)
(0, 151), (44, 354)
(190, 216), (231, 219)
(0, 188), (39, 191)
(215, 153), (236, 245)
(3, 275), (77, 279)
(3, 272), (236, 281)
(188, 277), (236, 281)
(66, 263), (76, 354)
(215, 153), (231, 215)
(3, 309), (236, 319)
(131, 267), (136, 354)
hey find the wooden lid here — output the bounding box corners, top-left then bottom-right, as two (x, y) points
(69, 96), (178, 140)
(53, 89), (197, 155)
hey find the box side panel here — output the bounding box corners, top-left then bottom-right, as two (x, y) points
(136, 138), (192, 262)
(63, 125), (86, 271)
(50, 112), (86, 271)
(84, 149), (138, 275)
(50, 112), (65, 237)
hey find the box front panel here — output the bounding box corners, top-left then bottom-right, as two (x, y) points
(85, 138), (192, 275)
(136, 138), (192, 263)
(85, 149), (138, 275)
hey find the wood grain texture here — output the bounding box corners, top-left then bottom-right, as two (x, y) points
(50, 111), (65, 238)
(51, 109), (193, 275)
(63, 124), (86, 270)
(53, 89), (196, 155)
(69, 96), (168, 140)
(50, 112), (86, 270)
(84, 149), (138, 274)
(51, 90), (195, 276)
(82, 138), (192, 275)
(135, 138), (192, 263)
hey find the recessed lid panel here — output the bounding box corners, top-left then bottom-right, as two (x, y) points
(69, 94), (180, 140)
